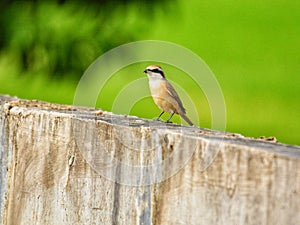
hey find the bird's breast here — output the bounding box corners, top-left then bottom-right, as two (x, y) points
(149, 79), (165, 98)
(148, 79), (175, 113)
(148, 78), (161, 89)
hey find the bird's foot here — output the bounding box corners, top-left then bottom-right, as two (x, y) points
(166, 120), (173, 124)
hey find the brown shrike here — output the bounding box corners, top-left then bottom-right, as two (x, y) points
(144, 65), (194, 126)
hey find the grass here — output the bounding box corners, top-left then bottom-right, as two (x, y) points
(0, 0), (299, 145)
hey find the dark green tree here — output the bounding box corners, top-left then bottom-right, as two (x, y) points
(0, 0), (174, 79)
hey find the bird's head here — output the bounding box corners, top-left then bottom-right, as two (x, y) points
(144, 65), (165, 79)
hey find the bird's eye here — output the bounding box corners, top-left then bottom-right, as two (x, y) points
(152, 69), (161, 73)
(145, 68), (165, 78)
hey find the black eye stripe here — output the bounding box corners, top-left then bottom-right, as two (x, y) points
(147, 68), (165, 77)
(144, 68), (165, 78)
(151, 69), (161, 73)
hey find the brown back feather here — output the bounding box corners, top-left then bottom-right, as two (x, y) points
(165, 80), (186, 114)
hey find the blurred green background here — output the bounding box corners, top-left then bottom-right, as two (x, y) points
(0, 0), (299, 145)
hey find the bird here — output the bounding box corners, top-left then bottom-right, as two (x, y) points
(144, 65), (194, 126)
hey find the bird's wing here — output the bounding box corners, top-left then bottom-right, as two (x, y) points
(165, 80), (186, 114)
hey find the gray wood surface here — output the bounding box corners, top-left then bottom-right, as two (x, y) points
(0, 96), (299, 225)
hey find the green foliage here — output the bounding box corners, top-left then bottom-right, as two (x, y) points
(0, 0), (162, 78)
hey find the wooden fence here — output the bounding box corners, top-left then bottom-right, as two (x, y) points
(0, 95), (299, 225)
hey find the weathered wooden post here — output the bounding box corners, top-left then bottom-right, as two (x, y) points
(0, 95), (299, 225)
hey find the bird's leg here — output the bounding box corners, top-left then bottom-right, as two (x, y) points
(166, 112), (175, 123)
(156, 111), (165, 121)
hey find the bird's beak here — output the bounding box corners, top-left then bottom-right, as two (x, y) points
(143, 69), (148, 74)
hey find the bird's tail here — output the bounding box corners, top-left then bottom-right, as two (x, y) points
(180, 113), (194, 126)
